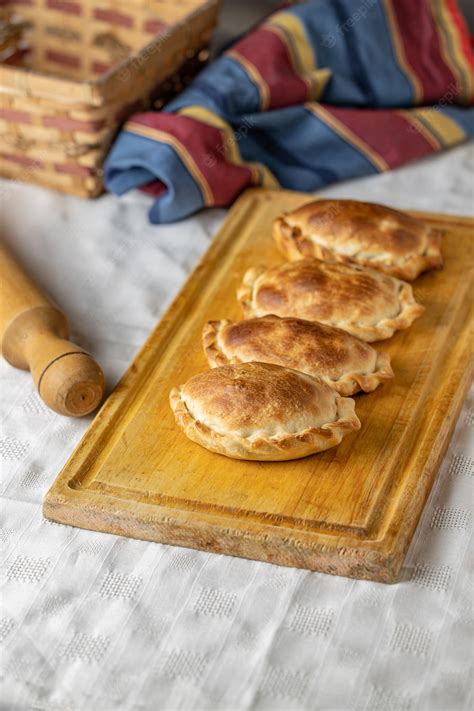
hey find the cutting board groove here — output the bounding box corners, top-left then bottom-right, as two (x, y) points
(44, 189), (473, 582)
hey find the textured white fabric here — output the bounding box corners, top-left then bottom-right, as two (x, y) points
(1, 143), (473, 711)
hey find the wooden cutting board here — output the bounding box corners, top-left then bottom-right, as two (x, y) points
(43, 189), (473, 582)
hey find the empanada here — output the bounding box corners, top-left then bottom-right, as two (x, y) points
(237, 259), (424, 342)
(202, 315), (393, 396)
(169, 362), (360, 461)
(273, 199), (443, 281)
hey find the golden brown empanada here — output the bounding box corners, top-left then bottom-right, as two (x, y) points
(273, 199), (443, 281)
(169, 362), (360, 461)
(237, 259), (424, 342)
(202, 315), (393, 396)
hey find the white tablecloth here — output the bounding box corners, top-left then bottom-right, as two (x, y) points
(1, 144), (473, 711)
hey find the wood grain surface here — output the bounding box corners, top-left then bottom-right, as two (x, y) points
(43, 189), (474, 582)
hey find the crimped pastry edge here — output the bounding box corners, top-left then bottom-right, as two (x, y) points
(236, 266), (265, 318)
(202, 319), (235, 368)
(345, 350), (394, 396)
(273, 215), (443, 281)
(169, 380), (361, 461)
(237, 265), (425, 342)
(352, 282), (425, 342)
(202, 319), (394, 395)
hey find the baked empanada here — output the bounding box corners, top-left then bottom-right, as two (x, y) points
(203, 315), (393, 396)
(169, 362), (360, 461)
(237, 259), (424, 342)
(273, 199), (443, 281)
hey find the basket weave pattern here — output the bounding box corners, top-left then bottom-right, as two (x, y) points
(0, 0), (220, 197)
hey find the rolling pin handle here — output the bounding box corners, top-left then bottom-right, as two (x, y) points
(2, 305), (105, 417)
(36, 347), (106, 418)
(0, 241), (105, 417)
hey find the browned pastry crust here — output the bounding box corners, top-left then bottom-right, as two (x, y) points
(169, 362), (360, 461)
(202, 315), (393, 396)
(237, 259), (424, 342)
(273, 199), (443, 281)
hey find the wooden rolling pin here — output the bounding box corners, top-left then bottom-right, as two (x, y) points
(0, 241), (105, 417)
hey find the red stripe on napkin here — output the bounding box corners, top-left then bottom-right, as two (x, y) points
(390, 0), (459, 103)
(326, 107), (436, 168)
(232, 27), (308, 109)
(130, 113), (253, 205)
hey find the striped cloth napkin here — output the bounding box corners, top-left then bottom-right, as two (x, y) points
(104, 0), (474, 223)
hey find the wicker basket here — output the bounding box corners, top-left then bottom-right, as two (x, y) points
(0, 0), (221, 197)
